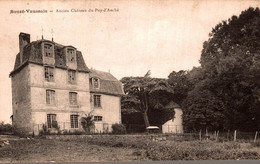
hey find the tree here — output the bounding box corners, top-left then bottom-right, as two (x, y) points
(168, 70), (193, 105)
(182, 7), (260, 131)
(121, 72), (174, 127)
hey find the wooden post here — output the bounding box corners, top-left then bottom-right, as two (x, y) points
(206, 128), (208, 141)
(216, 130), (219, 142)
(234, 130), (237, 142)
(254, 131), (258, 143)
(199, 130), (202, 141)
(214, 131), (216, 140)
(227, 130), (230, 141)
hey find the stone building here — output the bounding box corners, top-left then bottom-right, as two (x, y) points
(162, 101), (183, 133)
(9, 32), (124, 135)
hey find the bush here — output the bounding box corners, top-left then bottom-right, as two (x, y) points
(81, 114), (95, 133)
(0, 121), (13, 134)
(112, 123), (126, 134)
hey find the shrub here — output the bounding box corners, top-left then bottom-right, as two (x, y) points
(112, 123), (126, 134)
(0, 121), (13, 134)
(81, 114), (95, 134)
(51, 121), (59, 129)
(250, 141), (260, 148)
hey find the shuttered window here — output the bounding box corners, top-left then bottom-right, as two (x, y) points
(68, 70), (76, 84)
(69, 92), (77, 105)
(94, 95), (101, 108)
(44, 67), (54, 82)
(67, 48), (75, 62)
(44, 44), (53, 57)
(47, 114), (56, 128)
(46, 90), (55, 105)
(93, 78), (99, 89)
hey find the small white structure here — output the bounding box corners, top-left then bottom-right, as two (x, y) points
(162, 101), (183, 133)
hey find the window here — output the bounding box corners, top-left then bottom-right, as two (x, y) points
(67, 48), (75, 62)
(68, 70), (76, 84)
(44, 67), (54, 82)
(46, 90), (55, 105)
(47, 114), (56, 128)
(70, 115), (78, 128)
(93, 78), (99, 89)
(94, 116), (102, 121)
(94, 95), (101, 108)
(44, 43), (53, 57)
(69, 92), (77, 105)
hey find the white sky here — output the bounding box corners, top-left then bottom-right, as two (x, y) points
(0, 0), (259, 123)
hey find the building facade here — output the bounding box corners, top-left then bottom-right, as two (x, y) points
(10, 32), (124, 135)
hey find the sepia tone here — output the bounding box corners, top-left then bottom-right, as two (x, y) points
(0, 0), (260, 163)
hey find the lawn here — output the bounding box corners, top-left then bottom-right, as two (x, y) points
(0, 137), (147, 163)
(0, 134), (259, 162)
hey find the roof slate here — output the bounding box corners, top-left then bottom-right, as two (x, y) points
(10, 39), (90, 76)
(90, 69), (125, 96)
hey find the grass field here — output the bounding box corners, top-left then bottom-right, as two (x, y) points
(0, 134), (259, 162)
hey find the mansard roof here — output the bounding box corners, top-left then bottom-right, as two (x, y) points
(10, 39), (90, 76)
(89, 69), (125, 96)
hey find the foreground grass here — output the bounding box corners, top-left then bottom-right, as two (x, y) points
(64, 135), (260, 160)
(0, 135), (259, 162)
(0, 138), (146, 162)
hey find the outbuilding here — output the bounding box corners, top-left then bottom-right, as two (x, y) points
(162, 101), (183, 133)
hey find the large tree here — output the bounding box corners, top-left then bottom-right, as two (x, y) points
(121, 73), (174, 127)
(182, 7), (260, 131)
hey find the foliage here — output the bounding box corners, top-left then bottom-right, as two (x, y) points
(0, 121), (12, 134)
(168, 70), (193, 105)
(42, 124), (47, 133)
(112, 123), (126, 134)
(81, 114), (95, 134)
(51, 121), (59, 129)
(181, 7), (260, 132)
(121, 74), (174, 127)
(182, 89), (225, 131)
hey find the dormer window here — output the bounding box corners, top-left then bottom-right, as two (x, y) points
(93, 78), (100, 89)
(67, 48), (75, 62)
(44, 43), (53, 57)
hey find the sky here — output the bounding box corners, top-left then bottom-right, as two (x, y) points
(0, 0), (259, 123)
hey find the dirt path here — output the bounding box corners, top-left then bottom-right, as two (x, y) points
(0, 138), (146, 162)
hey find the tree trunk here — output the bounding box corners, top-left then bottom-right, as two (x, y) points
(143, 111), (150, 127)
(143, 92), (150, 127)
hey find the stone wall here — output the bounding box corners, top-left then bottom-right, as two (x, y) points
(91, 94), (121, 132)
(29, 63), (90, 134)
(11, 64), (32, 135)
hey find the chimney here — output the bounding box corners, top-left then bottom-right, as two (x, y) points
(19, 32), (30, 64)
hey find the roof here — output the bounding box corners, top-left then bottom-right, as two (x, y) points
(164, 101), (181, 109)
(10, 39), (90, 76)
(89, 69), (125, 96)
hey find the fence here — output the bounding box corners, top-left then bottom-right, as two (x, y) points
(33, 122), (117, 135)
(32, 122), (259, 142)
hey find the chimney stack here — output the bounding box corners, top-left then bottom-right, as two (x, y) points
(19, 32), (30, 64)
